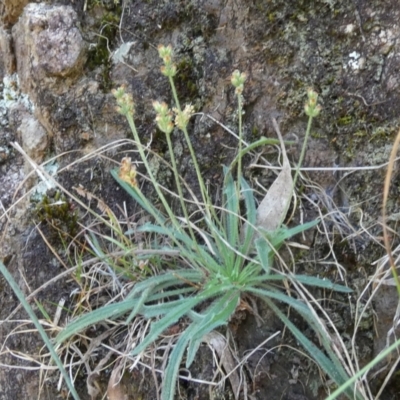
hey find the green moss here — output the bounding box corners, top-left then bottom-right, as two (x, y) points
(85, 0), (119, 12)
(310, 131), (327, 139)
(370, 126), (388, 140)
(176, 55), (199, 102)
(354, 130), (367, 137)
(86, 8), (122, 91)
(33, 191), (79, 242)
(337, 115), (353, 126)
(251, 125), (259, 136)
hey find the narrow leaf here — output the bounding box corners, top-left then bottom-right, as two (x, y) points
(239, 176), (257, 256)
(255, 237), (273, 274)
(111, 169), (165, 222)
(132, 284), (230, 356)
(131, 296), (204, 356)
(289, 275), (352, 293)
(56, 299), (137, 343)
(0, 260), (81, 400)
(186, 290), (240, 367)
(161, 323), (199, 400)
(264, 298), (360, 399)
(261, 220), (319, 248)
(244, 287), (310, 315)
(223, 167), (240, 251)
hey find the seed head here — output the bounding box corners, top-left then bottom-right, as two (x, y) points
(118, 157), (137, 187)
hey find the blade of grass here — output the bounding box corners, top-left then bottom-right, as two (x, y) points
(255, 236), (273, 274)
(264, 297), (361, 399)
(131, 295), (204, 356)
(223, 167), (240, 248)
(111, 169), (166, 223)
(245, 286), (311, 315)
(56, 298), (138, 343)
(239, 176), (257, 254)
(325, 337), (400, 400)
(35, 299), (52, 323)
(0, 260), (80, 400)
(132, 283), (235, 356)
(161, 322), (200, 400)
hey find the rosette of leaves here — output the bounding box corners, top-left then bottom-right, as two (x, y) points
(57, 48), (361, 400)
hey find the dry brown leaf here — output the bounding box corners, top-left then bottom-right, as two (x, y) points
(86, 371), (101, 400)
(255, 118), (293, 232)
(107, 359), (128, 400)
(203, 331), (241, 400)
(73, 184), (109, 213)
(85, 334), (114, 399)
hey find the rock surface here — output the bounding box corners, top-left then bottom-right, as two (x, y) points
(0, 0), (29, 27)
(12, 4), (86, 89)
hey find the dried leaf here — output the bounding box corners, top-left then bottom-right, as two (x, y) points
(86, 371), (100, 400)
(73, 185), (110, 214)
(73, 184), (92, 199)
(107, 360), (128, 400)
(85, 335), (114, 399)
(255, 119), (293, 231)
(203, 331), (242, 400)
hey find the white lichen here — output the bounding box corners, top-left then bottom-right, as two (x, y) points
(0, 74), (35, 126)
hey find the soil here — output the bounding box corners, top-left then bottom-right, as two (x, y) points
(2, 0), (400, 399)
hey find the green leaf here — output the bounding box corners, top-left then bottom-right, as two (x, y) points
(325, 337), (400, 400)
(161, 323), (200, 400)
(146, 286), (197, 303)
(137, 223), (219, 270)
(131, 295), (203, 356)
(56, 298), (138, 343)
(141, 297), (193, 318)
(58, 271), (203, 344)
(186, 290), (240, 368)
(246, 271), (352, 293)
(0, 261), (81, 400)
(185, 335), (203, 372)
(126, 269), (203, 299)
(125, 285), (154, 323)
(111, 169), (165, 222)
(244, 287), (310, 315)
(261, 219), (319, 248)
(35, 299), (52, 323)
(253, 220), (319, 275)
(289, 274), (352, 293)
(223, 168), (240, 237)
(132, 284), (231, 356)
(239, 176), (257, 255)
(255, 236), (273, 274)
(264, 298), (362, 399)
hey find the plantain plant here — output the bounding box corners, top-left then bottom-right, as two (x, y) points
(57, 45), (362, 400)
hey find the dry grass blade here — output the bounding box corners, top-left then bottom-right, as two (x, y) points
(382, 127), (400, 295)
(255, 118), (293, 232)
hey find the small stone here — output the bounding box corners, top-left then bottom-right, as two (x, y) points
(18, 114), (48, 163)
(358, 56), (366, 70)
(0, 146), (11, 163)
(344, 24), (355, 34)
